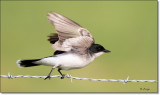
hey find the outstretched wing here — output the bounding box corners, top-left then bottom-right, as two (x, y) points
(47, 12), (94, 54)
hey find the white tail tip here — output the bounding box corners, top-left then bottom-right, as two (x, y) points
(16, 59), (23, 68)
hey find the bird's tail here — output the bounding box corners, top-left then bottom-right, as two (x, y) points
(16, 59), (41, 68)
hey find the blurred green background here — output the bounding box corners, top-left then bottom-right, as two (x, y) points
(1, 1), (157, 92)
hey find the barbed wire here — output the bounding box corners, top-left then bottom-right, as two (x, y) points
(0, 73), (158, 84)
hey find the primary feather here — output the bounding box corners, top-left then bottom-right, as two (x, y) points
(47, 12), (94, 54)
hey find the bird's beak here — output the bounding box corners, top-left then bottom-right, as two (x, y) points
(104, 49), (111, 53)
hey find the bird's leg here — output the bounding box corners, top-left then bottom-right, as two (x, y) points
(44, 66), (57, 80)
(58, 68), (65, 79)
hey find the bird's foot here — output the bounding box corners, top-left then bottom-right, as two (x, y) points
(61, 74), (65, 79)
(44, 75), (51, 80)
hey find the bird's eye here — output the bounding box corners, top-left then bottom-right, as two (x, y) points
(97, 47), (102, 50)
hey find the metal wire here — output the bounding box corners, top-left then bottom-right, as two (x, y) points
(0, 73), (158, 84)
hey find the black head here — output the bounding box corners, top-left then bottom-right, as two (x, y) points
(89, 44), (111, 53)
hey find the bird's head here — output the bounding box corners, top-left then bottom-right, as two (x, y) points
(89, 44), (111, 58)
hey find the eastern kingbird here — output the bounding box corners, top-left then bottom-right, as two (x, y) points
(16, 12), (111, 80)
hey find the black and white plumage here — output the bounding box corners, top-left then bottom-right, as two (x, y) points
(16, 12), (111, 80)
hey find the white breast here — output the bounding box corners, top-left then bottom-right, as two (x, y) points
(57, 54), (91, 70)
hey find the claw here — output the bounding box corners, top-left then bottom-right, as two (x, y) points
(44, 75), (51, 80)
(61, 74), (65, 79)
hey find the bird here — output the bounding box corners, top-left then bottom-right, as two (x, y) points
(16, 12), (111, 80)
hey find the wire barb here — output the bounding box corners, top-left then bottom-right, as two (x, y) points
(123, 76), (129, 84)
(65, 74), (73, 83)
(8, 73), (14, 79)
(0, 73), (158, 84)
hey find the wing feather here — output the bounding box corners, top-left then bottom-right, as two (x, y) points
(47, 12), (94, 53)
(62, 36), (94, 54)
